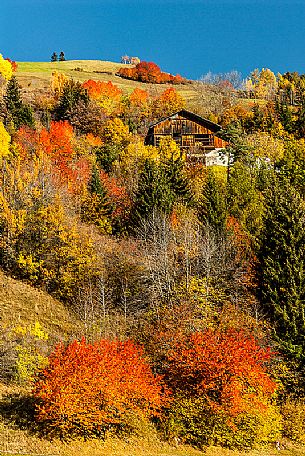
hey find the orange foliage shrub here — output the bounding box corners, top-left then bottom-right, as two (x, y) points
(82, 80), (122, 100)
(16, 122), (91, 193)
(86, 133), (103, 146)
(34, 338), (167, 437)
(166, 328), (276, 418)
(130, 87), (149, 105)
(118, 61), (186, 84)
(153, 87), (185, 117)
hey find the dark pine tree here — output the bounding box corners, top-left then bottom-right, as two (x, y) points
(54, 79), (89, 121)
(81, 165), (112, 229)
(257, 177), (305, 365)
(198, 168), (227, 233)
(4, 76), (34, 130)
(51, 52), (58, 62)
(162, 158), (193, 205)
(275, 101), (294, 134)
(131, 159), (175, 227)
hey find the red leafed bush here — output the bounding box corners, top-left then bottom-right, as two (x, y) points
(34, 338), (168, 437)
(118, 61), (186, 84)
(165, 328), (276, 417)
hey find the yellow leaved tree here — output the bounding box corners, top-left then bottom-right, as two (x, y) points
(0, 54), (13, 81)
(0, 122), (11, 158)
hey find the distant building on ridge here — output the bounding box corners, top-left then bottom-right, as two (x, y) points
(120, 55), (140, 65)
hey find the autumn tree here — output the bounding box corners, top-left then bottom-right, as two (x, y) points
(64, 99), (106, 136)
(165, 328), (278, 447)
(118, 61), (185, 84)
(123, 88), (150, 133)
(0, 121), (11, 158)
(152, 88), (185, 119)
(0, 54), (13, 81)
(82, 80), (123, 116)
(34, 338), (167, 438)
(99, 170), (132, 232)
(246, 68), (277, 100)
(93, 118), (130, 173)
(50, 71), (69, 98)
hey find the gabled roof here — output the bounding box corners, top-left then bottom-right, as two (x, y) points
(147, 109), (222, 133)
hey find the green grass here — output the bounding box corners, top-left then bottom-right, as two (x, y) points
(15, 59), (198, 99)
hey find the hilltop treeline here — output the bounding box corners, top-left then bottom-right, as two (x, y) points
(1, 54), (305, 448)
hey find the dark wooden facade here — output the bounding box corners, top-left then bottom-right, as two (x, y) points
(145, 110), (228, 154)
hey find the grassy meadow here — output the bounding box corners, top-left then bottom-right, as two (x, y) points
(15, 59), (198, 100)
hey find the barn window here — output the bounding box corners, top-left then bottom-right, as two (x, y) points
(182, 135), (195, 147)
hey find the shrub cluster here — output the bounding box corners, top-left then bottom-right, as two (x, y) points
(118, 61), (186, 84)
(34, 339), (167, 438)
(33, 330), (280, 446)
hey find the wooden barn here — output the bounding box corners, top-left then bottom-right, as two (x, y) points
(145, 109), (229, 164)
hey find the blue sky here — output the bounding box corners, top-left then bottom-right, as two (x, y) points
(1, 0), (304, 79)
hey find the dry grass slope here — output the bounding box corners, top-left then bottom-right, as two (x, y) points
(0, 269), (81, 339)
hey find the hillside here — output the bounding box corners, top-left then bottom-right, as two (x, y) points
(16, 59), (197, 100)
(1, 55), (305, 454)
(0, 269), (82, 339)
(0, 270), (304, 456)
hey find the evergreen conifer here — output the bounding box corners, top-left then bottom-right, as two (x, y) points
(162, 158), (193, 204)
(257, 177), (305, 363)
(4, 76), (34, 130)
(198, 169), (227, 233)
(54, 79), (89, 121)
(51, 52), (58, 62)
(132, 159), (175, 227)
(89, 165), (111, 214)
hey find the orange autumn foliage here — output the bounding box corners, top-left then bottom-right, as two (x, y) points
(34, 338), (167, 437)
(118, 61), (186, 84)
(82, 80), (123, 115)
(82, 79), (122, 100)
(166, 328), (276, 418)
(153, 87), (185, 117)
(39, 120), (74, 163)
(16, 122), (91, 193)
(129, 87), (149, 106)
(86, 133), (103, 146)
